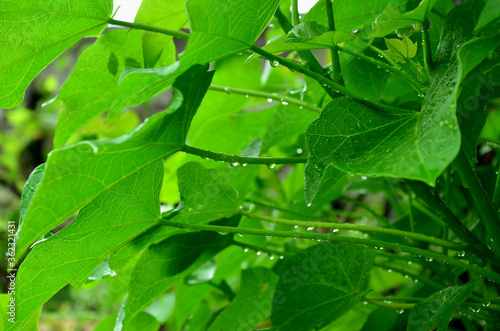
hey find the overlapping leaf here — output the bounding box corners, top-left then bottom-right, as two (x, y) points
(54, 29), (144, 148)
(9, 161), (163, 330)
(271, 243), (375, 331)
(180, 0), (280, 67)
(15, 65), (214, 258)
(0, 0), (112, 108)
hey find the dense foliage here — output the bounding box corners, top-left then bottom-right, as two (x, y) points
(1, 0), (500, 330)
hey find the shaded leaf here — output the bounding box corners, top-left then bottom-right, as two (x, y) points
(9, 161), (163, 330)
(208, 268), (279, 331)
(271, 243), (375, 331)
(0, 0), (112, 108)
(286, 22), (328, 42)
(476, 0), (500, 31)
(123, 226), (236, 325)
(54, 29), (144, 148)
(408, 280), (478, 331)
(15, 64), (213, 258)
(94, 312), (161, 331)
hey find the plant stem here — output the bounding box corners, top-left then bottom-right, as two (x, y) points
(250, 45), (363, 100)
(341, 195), (394, 228)
(241, 210), (465, 250)
(421, 23), (433, 75)
(291, 0), (300, 26)
(108, 18), (190, 39)
(336, 45), (422, 93)
(494, 167), (500, 210)
(160, 220), (500, 283)
(232, 240), (292, 257)
(364, 298), (415, 309)
(406, 181), (496, 267)
(208, 85), (322, 113)
(452, 150), (500, 256)
(245, 199), (340, 222)
(324, 0), (343, 84)
(182, 145), (307, 165)
(479, 136), (500, 149)
(408, 188), (415, 233)
(274, 7), (325, 76)
(375, 262), (444, 289)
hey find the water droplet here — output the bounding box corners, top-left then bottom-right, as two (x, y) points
(268, 235), (273, 238)
(294, 225), (299, 229)
(306, 203), (312, 207)
(396, 309), (405, 314)
(218, 232), (228, 236)
(242, 163), (247, 167)
(414, 279), (419, 283)
(332, 229), (339, 233)
(268, 163), (276, 169)
(223, 87), (230, 93)
(245, 95), (249, 98)
(237, 233), (244, 237)
(388, 269), (392, 273)
(281, 99), (289, 105)
(307, 227), (314, 231)
(243, 248), (249, 253)
(270, 60), (279, 67)
(425, 257), (434, 262)
(256, 251), (262, 256)
(279, 255), (284, 259)
(267, 98), (273, 103)
(270, 255), (275, 260)
(231, 162), (240, 167)
(363, 301), (368, 305)
(361, 176), (367, 180)
(296, 148), (303, 154)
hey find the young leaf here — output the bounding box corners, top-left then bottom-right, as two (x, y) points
(271, 243), (375, 331)
(384, 35), (418, 63)
(407, 280), (479, 331)
(17, 163), (45, 233)
(123, 226), (236, 325)
(0, 0), (112, 108)
(14, 65), (214, 258)
(8, 161), (163, 330)
(180, 0), (280, 67)
(54, 29), (144, 148)
(208, 268), (279, 331)
(370, 0), (438, 38)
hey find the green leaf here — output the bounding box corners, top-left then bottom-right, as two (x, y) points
(271, 243), (375, 331)
(108, 61), (182, 118)
(407, 280), (479, 331)
(9, 161), (163, 330)
(123, 227), (236, 325)
(134, 0), (186, 68)
(305, 97), (458, 189)
(94, 312), (161, 331)
(476, 0), (500, 31)
(261, 103), (319, 153)
(174, 283), (213, 329)
(18, 163), (45, 232)
(286, 22), (328, 42)
(208, 268), (279, 331)
(0, 0), (112, 108)
(15, 64), (214, 258)
(305, 165), (347, 206)
(109, 162), (242, 272)
(370, 0), (438, 38)
(54, 29), (144, 148)
(384, 35), (418, 63)
(180, 0), (280, 67)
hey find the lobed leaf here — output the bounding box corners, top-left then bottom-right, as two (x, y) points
(0, 0), (112, 108)
(15, 64), (214, 258)
(9, 161), (163, 330)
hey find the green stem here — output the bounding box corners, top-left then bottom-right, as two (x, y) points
(159, 220), (500, 283)
(182, 145), (307, 165)
(368, 45), (423, 94)
(209, 85), (322, 113)
(421, 23), (433, 75)
(341, 195), (394, 228)
(406, 181), (496, 267)
(336, 45), (422, 93)
(108, 18), (190, 39)
(375, 262), (444, 289)
(324, 0), (343, 84)
(250, 45), (363, 100)
(408, 188), (415, 233)
(274, 7), (325, 76)
(232, 241), (292, 257)
(364, 298), (415, 309)
(479, 136), (500, 149)
(366, 296), (425, 302)
(291, 0), (300, 26)
(245, 199), (340, 222)
(494, 167), (500, 210)
(241, 210), (465, 250)
(452, 150), (500, 256)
